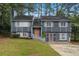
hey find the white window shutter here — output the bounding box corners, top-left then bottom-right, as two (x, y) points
(44, 22), (47, 27)
(66, 22), (68, 27)
(51, 22), (53, 27)
(59, 22), (61, 27)
(15, 22), (19, 27)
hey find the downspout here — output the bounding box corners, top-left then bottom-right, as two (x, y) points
(31, 16), (34, 39)
(10, 7), (13, 35)
(10, 8), (12, 34)
(40, 4), (42, 39)
(69, 22), (72, 42)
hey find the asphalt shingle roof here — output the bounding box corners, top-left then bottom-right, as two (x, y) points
(41, 16), (70, 21)
(13, 15), (70, 22)
(13, 15), (33, 21)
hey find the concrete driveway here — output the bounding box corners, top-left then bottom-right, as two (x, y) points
(49, 42), (79, 56)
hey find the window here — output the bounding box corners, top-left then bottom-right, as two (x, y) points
(59, 22), (68, 27)
(23, 33), (28, 37)
(47, 22), (51, 26)
(44, 22), (53, 27)
(59, 33), (67, 40)
(15, 22), (19, 27)
(19, 22), (30, 27)
(23, 33), (26, 36)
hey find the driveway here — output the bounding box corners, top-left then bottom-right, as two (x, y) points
(49, 42), (79, 56)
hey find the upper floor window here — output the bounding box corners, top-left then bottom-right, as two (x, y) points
(15, 22), (19, 27)
(19, 22), (30, 27)
(59, 22), (68, 27)
(15, 22), (30, 27)
(47, 22), (51, 26)
(44, 22), (53, 27)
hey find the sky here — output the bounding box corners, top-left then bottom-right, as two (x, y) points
(14, 3), (79, 17)
(24, 3), (61, 16)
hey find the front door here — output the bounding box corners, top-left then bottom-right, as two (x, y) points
(34, 28), (41, 39)
(48, 33), (54, 42)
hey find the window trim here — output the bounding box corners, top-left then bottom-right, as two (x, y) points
(59, 33), (67, 40)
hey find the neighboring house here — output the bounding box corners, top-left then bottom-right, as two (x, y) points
(11, 15), (71, 42)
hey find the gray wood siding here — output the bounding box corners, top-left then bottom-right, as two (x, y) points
(45, 33), (70, 42)
(43, 27), (71, 32)
(11, 21), (32, 33)
(12, 27), (31, 32)
(42, 21), (71, 33)
(54, 33), (70, 42)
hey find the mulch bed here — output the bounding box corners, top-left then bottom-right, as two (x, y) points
(0, 35), (9, 43)
(70, 40), (79, 45)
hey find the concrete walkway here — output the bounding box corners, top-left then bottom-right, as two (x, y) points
(49, 42), (79, 56)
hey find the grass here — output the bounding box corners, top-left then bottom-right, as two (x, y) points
(0, 38), (60, 56)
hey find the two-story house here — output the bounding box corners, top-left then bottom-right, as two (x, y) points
(11, 15), (71, 42)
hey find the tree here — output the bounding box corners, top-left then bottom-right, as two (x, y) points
(55, 4), (65, 16)
(45, 3), (53, 16)
(14, 4), (27, 16)
(27, 3), (34, 16)
(0, 4), (12, 33)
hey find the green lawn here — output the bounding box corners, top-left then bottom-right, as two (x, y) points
(0, 38), (60, 56)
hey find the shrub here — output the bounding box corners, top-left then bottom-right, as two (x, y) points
(11, 34), (20, 38)
(42, 32), (46, 38)
(20, 37), (32, 39)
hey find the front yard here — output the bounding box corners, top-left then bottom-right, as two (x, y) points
(0, 38), (60, 56)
